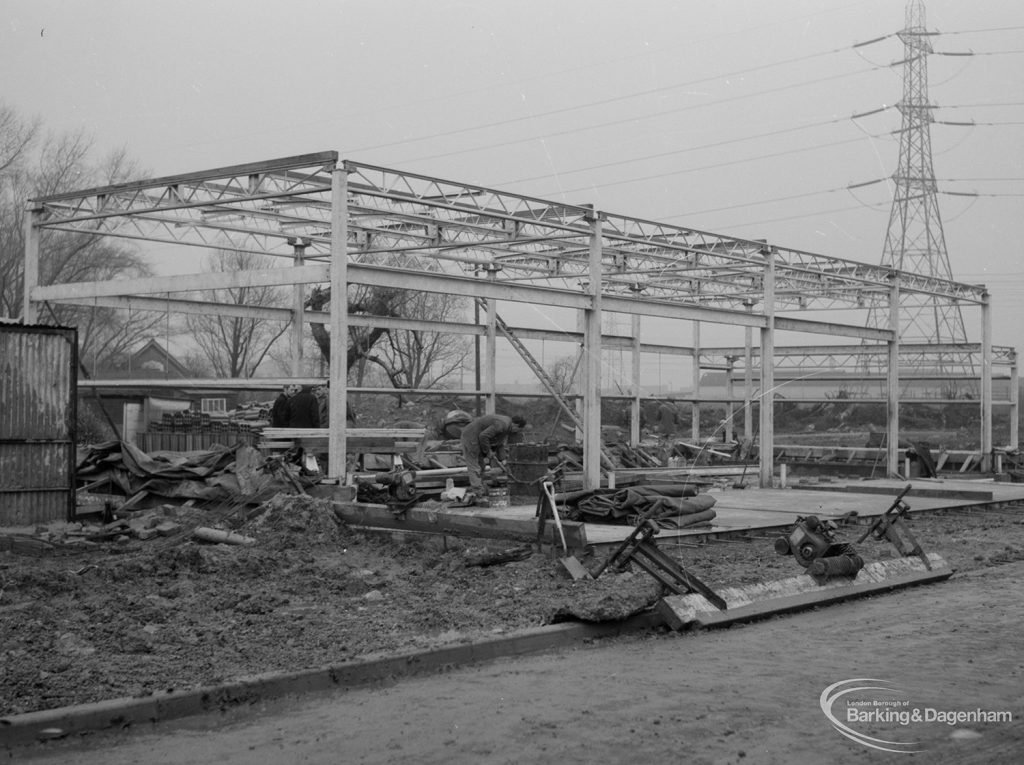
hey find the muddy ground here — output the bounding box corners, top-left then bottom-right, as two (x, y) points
(1, 493), (1023, 721)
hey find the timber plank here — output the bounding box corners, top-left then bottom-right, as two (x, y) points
(790, 484), (994, 501)
(331, 501), (588, 551)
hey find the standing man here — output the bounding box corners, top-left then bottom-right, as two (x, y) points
(286, 385), (321, 428)
(270, 384), (297, 427)
(313, 383), (330, 428)
(460, 413), (526, 502)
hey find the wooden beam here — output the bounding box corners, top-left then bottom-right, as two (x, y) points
(788, 484), (994, 501)
(331, 501), (588, 551)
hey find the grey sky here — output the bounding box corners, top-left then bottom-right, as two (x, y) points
(3, 0), (1023, 358)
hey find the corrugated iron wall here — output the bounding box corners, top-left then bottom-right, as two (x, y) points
(0, 324), (77, 525)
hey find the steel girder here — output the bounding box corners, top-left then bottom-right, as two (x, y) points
(28, 154), (987, 320)
(699, 343), (1015, 371)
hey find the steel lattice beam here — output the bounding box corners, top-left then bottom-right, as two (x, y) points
(31, 153), (986, 317)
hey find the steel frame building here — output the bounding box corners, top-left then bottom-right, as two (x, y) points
(23, 151), (1016, 488)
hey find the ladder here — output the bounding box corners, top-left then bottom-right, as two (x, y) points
(477, 298), (615, 470)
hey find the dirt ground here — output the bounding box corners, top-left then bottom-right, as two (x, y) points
(2, 493), (1024, 755)
(8, 512), (1024, 764)
(1, 493), (665, 716)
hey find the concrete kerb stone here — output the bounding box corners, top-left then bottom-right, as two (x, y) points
(0, 611), (664, 748)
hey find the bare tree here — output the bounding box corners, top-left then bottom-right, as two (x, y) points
(0, 101), (41, 317)
(366, 288), (469, 395)
(178, 350), (215, 378)
(0, 101), (39, 179)
(185, 247), (289, 377)
(0, 114), (168, 370)
(306, 283), (409, 373)
(546, 353), (582, 396)
(304, 255), (469, 396)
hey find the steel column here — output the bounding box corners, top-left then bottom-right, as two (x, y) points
(1011, 352), (1019, 451)
(743, 300), (754, 442)
(631, 314), (641, 447)
(328, 164), (348, 479)
(887, 273), (901, 476)
(758, 249), (776, 488)
(981, 291), (993, 471)
(485, 267), (498, 415)
(290, 238), (309, 376)
(23, 205), (41, 323)
(691, 321), (701, 442)
(583, 213), (604, 490)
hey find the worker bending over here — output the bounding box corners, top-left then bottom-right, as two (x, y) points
(460, 414), (526, 503)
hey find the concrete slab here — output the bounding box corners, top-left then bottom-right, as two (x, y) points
(440, 478), (1024, 548)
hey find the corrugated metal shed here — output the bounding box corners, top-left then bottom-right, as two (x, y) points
(0, 323), (77, 525)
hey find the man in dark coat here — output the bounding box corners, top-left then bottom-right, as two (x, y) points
(286, 386), (321, 428)
(460, 413), (526, 499)
(270, 385), (296, 428)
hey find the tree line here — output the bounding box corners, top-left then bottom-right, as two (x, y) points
(0, 101), (468, 395)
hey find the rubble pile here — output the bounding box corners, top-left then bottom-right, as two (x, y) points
(76, 440), (313, 509)
(239, 494), (347, 550)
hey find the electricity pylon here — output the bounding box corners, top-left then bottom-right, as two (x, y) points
(865, 0), (974, 385)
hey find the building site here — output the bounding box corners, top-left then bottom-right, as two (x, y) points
(2, 1), (1022, 761)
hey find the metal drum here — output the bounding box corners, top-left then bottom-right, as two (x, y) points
(507, 443), (549, 502)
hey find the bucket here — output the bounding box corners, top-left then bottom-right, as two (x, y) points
(508, 443), (550, 502)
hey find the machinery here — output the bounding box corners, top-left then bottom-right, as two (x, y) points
(649, 485), (952, 630)
(354, 469), (418, 511)
(856, 483), (931, 570)
(775, 515), (864, 579)
(775, 483), (928, 577)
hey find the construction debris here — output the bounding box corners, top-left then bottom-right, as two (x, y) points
(193, 527), (256, 546)
(553, 483), (718, 528)
(75, 440), (315, 511)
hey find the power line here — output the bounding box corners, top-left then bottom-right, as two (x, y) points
(675, 185), (847, 218)
(498, 114), (853, 187)
(349, 46), (862, 155)
(534, 135), (868, 198)
(397, 64), (884, 168)
(940, 101), (1024, 109)
(942, 191), (1024, 198)
(684, 202), (872, 230)
(941, 25), (1024, 35)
